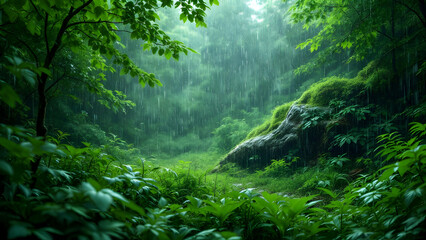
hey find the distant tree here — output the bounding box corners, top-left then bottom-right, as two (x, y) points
(0, 0), (219, 174)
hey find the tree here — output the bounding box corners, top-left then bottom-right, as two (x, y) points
(288, 0), (426, 74)
(0, 0), (219, 174)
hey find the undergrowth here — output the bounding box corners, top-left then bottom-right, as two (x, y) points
(1, 122), (426, 239)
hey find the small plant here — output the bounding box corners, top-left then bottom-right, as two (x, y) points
(328, 154), (350, 168)
(260, 157), (299, 177)
(301, 107), (331, 130)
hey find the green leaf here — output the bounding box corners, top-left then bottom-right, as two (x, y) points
(0, 160), (13, 175)
(379, 165), (396, 181)
(396, 159), (414, 176)
(33, 229), (53, 240)
(179, 13), (188, 23)
(81, 182), (113, 211)
(143, 43), (151, 51)
(404, 188), (423, 207)
(187, 47), (198, 54)
(39, 142), (58, 153)
(158, 197), (168, 208)
(341, 40), (353, 49)
(98, 220), (125, 231)
(172, 53), (179, 61)
(151, 46), (158, 54)
(4, 57), (36, 85)
(8, 224), (31, 239)
(37, 67), (52, 77)
(122, 200), (145, 216)
(94, 6), (105, 19)
(26, 18), (41, 35)
(165, 49), (172, 59)
(38, 0), (52, 11)
(318, 187), (337, 199)
(403, 216), (426, 231)
(0, 82), (22, 108)
(151, 12), (160, 20)
(42, 167), (73, 182)
(91, 191), (113, 211)
(158, 49), (164, 56)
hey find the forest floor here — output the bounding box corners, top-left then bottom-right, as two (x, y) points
(150, 151), (342, 197)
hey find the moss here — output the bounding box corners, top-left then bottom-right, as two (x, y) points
(245, 101), (294, 139)
(297, 61), (393, 106)
(269, 102), (294, 130)
(245, 62), (392, 140)
(296, 76), (366, 106)
(245, 74), (367, 140)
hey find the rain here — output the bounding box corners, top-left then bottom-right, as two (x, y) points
(0, 0), (425, 238)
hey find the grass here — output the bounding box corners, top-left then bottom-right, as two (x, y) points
(148, 151), (225, 171)
(139, 150), (345, 198)
(209, 165), (347, 197)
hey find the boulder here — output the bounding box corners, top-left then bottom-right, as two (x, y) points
(220, 104), (330, 168)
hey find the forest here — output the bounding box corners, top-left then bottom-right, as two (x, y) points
(0, 0), (425, 239)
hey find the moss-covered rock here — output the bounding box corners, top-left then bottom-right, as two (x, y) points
(245, 101), (294, 140)
(296, 76), (366, 106)
(245, 62), (391, 140)
(221, 105), (330, 168)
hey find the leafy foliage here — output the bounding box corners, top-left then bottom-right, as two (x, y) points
(289, 0), (426, 75)
(1, 99), (426, 240)
(1, 0), (426, 239)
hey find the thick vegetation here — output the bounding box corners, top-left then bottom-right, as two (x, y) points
(1, 0), (426, 239)
(1, 121), (425, 239)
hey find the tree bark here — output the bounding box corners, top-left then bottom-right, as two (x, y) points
(30, 0), (94, 177)
(31, 78), (47, 185)
(35, 79), (47, 138)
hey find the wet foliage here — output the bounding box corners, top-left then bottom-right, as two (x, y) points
(1, 0), (426, 239)
(0, 122), (425, 239)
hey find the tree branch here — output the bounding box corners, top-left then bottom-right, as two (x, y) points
(44, 13), (50, 56)
(112, 29), (132, 33)
(75, 28), (97, 40)
(67, 20), (124, 29)
(348, 3), (393, 41)
(29, 0), (42, 18)
(396, 0), (426, 28)
(46, 72), (66, 93)
(0, 22), (12, 28)
(44, 0), (94, 72)
(376, 30), (393, 40)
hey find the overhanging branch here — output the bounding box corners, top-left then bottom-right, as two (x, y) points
(67, 20), (124, 29)
(396, 0), (426, 28)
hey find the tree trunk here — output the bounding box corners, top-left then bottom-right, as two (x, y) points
(28, 1), (95, 188)
(30, 76), (48, 184)
(36, 79), (48, 138)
